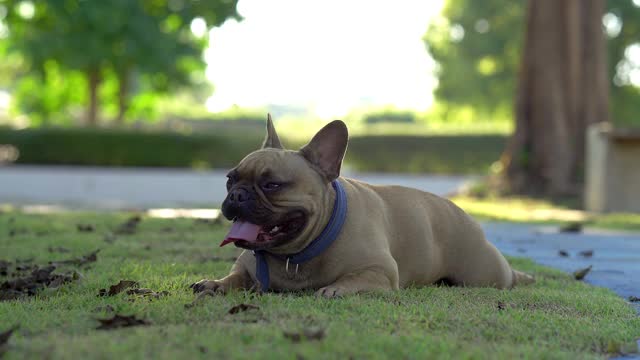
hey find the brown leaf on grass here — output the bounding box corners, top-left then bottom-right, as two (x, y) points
(628, 296), (640, 302)
(0, 326), (18, 356)
(76, 224), (95, 233)
(558, 250), (569, 257)
(47, 246), (70, 254)
(1, 265), (77, 301)
(573, 265), (592, 280)
(126, 288), (169, 300)
(114, 215), (142, 235)
(96, 314), (150, 330)
(51, 250), (99, 266)
(578, 249), (594, 258)
(228, 303), (260, 314)
(0, 260), (10, 276)
(283, 328), (326, 343)
(98, 280), (139, 297)
(8, 228), (27, 237)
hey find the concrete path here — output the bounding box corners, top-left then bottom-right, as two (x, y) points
(484, 222), (640, 314)
(0, 165), (474, 209)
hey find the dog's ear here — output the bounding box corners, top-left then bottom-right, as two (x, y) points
(300, 120), (348, 181)
(262, 113), (284, 149)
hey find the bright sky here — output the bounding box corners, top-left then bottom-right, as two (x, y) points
(203, 0), (444, 118)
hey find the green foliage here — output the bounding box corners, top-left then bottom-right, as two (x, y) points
(0, 127), (506, 174)
(2, 0), (239, 124)
(362, 109), (417, 124)
(424, 0), (525, 117)
(425, 0), (640, 127)
(345, 134), (507, 174)
(0, 212), (639, 358)
(0, 126), (264, 168)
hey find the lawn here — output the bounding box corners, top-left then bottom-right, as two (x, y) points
(1, 212), (639, 359)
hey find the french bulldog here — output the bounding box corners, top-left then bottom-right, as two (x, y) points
(191, 115), (534, 298)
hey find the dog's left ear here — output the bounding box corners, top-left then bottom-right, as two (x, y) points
(300, 120), (348, 181)
(262, 113), (284, 149)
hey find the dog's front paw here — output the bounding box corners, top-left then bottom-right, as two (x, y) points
(316, 285), (349, 298)
(189, 279), (227, 294)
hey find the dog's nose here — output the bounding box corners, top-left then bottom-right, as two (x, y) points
(228, 187), (249, 204)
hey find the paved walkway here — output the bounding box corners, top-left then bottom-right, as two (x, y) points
(485, 222), (640, 314)
(0, 165), (473, 209)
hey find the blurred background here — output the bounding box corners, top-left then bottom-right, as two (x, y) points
(0, 0), (639, 214)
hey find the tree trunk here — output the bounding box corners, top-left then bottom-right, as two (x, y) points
(86, 68), (101, 126)
(501, 0), (609, 196)
(116, 67), (131, 125)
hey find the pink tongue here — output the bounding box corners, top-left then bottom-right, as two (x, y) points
(220, 221), (262, 247)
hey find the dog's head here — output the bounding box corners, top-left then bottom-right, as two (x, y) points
(220, 114), (348, 253)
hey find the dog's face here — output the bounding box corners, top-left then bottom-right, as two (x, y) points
(220, 115), (348, 252)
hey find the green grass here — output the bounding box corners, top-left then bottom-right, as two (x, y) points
(452, 196), (640, 232)
(1, 212), (639, 359)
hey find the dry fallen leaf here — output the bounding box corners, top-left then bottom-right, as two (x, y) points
(98, 280), (139, 297)
(47, 246), (70, 254)
(126, 288), (169, 300)
(228, 303), (260, 314)
(0, 326), (18, 356)
(573, 265), (592, 280)
(578, 249), (594, 258)
(96, 314), (150, 330)
(51, 250), (100, 266)
(283, 327), (326, 343)
(1, 265), (77, 301)
(76, 224), (95, 233)
(114, 215), (142, 235)
(559, 222), (583, 233)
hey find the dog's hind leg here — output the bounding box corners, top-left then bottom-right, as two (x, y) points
(448, 240), (532, 289)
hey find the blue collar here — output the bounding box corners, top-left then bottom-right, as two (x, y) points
(253, 179), (347, 292)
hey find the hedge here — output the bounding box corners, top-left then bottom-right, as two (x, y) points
(0, 127), (507, 174)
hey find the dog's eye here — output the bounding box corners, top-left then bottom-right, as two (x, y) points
(226, 176), (234, 190)
(262, 182), (282, 191)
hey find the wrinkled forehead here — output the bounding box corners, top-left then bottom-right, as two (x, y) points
(232, 149), (308, 180)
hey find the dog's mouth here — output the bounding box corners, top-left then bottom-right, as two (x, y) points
(219, 211), (307, 250)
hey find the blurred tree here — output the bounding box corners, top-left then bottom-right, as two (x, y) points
(502, 0), (609, 196)
(3, 0), (239, 125)
(425, 0), (640, 126)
